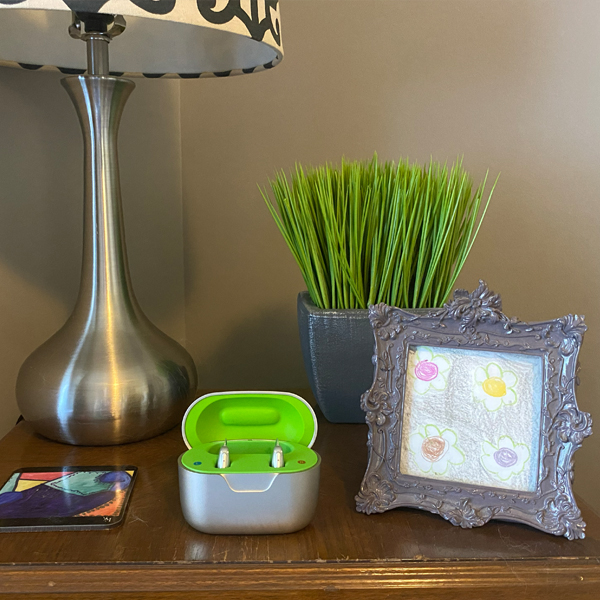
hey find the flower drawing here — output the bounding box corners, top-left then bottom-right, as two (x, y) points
(473, 362), (518, 411)
(411, 347), (451, 394)
(408, 424), (465, 476)
(481, 436), (530, 482)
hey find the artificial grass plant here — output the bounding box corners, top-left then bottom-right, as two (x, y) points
(261, 154), (496, 310)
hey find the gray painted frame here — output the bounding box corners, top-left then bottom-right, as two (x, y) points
(355, 281), (592, 539)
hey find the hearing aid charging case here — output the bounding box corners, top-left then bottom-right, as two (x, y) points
(178, 391), (321, 534)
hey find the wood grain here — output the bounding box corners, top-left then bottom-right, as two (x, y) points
(0, 391), (599, 598)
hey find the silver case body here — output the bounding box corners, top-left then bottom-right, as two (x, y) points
(178, 455), (321, 535)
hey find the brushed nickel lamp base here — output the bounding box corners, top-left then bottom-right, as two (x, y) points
(15, 13), (198, 446)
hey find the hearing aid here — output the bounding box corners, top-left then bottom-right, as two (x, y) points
(217, 440), (230, 469)
(270, 439), (285, 468)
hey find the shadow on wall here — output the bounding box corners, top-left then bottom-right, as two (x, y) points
(0, 68), (82, 310)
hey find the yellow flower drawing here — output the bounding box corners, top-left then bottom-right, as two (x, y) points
(473, 362), (518, 411)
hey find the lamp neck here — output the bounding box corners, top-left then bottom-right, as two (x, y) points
(86, 34), (110, 76)
(62, 75), (138, 319)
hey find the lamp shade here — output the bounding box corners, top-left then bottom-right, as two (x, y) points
(0, 0), (283, 77)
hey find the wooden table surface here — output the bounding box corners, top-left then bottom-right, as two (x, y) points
(0, 395), (599, 599)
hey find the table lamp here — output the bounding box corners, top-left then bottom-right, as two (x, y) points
(0, 1), (283, 446)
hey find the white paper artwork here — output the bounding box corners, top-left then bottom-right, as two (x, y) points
(399, 346), (543, 492)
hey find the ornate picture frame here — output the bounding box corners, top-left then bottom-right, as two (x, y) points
(355, 281), (592, 539)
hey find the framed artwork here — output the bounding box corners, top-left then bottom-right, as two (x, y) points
(355, 281), (592, 539)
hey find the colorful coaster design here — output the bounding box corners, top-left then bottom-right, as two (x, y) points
(0, 468), (135, 521)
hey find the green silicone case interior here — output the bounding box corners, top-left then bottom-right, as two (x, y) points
(181, 392), (318, 474)
(181, 439), (318, 474)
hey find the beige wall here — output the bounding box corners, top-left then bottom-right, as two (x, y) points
(0, 69), (185, 438)
(181, 0), (600, 510)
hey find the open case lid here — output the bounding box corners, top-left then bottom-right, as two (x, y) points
(182, 391), (318, 450)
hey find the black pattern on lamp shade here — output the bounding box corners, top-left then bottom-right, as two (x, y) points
(56, 0), (281, 44)
(59, 0), (278, 40)
(0, 0), (283, 78)
(130, 0), (175, 15)
(198, 0), (281, 45)
(57, 66), (86, 74)
(63, 1), (111, 12)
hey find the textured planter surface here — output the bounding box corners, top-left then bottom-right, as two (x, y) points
(297, 292), (373, 423)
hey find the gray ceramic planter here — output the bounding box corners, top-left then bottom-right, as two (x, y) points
(297, 292), (373, 423)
